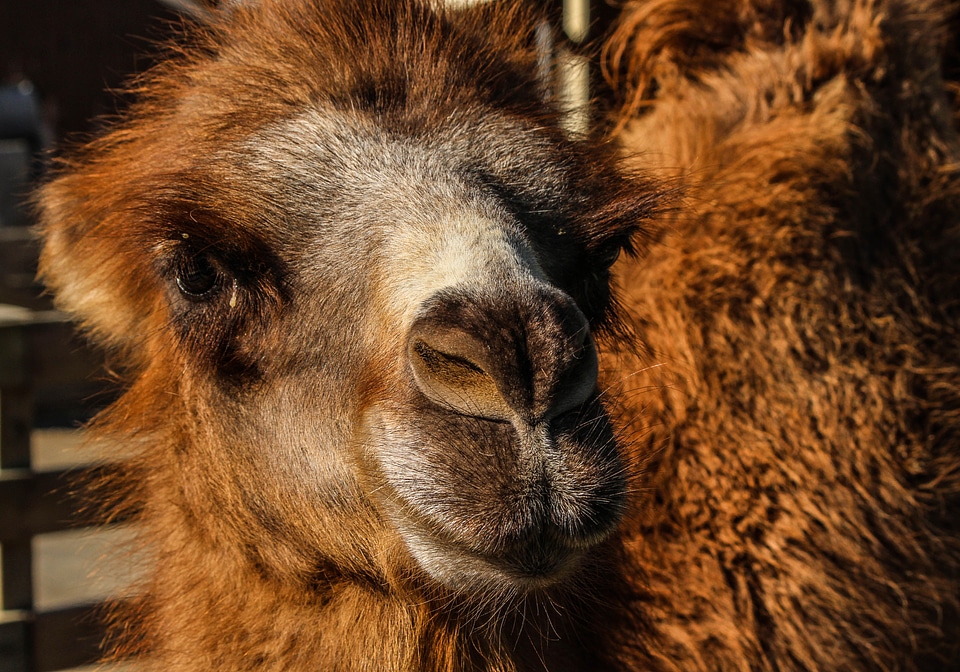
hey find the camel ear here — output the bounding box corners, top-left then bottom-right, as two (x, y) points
(36, 160), (165, 361)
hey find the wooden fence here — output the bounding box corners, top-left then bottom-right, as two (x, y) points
(0, 228), (126, 671)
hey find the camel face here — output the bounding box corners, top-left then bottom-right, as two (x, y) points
(155, 105), (627, 593)
(38, 1), (652, 608)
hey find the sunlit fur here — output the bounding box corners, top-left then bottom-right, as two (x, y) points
(36, 0), (960, 670)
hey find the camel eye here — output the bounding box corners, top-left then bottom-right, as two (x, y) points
(597, 242), (622, 269)
(175, 250), (222, 299)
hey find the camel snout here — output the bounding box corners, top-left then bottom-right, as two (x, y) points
(406, 286), (598, 425)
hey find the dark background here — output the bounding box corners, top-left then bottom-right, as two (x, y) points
(1, 0), (182, 143)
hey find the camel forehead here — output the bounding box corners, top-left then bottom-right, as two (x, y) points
(231, 109), (465, 236)
(243, 106), (552, 198)
(236, 106), (551, 321)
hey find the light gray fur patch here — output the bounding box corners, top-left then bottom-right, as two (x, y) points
(241, 107), (556, 331)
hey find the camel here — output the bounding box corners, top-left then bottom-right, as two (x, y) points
(36, 0), (960, 669)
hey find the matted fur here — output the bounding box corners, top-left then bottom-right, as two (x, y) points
(35, 0), (960, 670)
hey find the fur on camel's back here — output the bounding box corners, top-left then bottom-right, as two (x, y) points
(602, 0), (960, 668)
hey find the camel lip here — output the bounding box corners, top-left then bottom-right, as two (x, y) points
(484, 541), (588, 590)
(390, 509), (598, 593)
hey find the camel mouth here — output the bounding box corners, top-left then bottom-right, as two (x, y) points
(391, 512), (595, 593)
(365, 388), (626, 593)
(485, 532), (594, 590)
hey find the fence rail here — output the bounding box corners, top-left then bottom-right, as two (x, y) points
(0, 279), (124, 671)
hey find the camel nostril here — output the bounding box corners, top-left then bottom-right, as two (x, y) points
(547, 335), (598, 419)
(407, 287), (599, 423)
(409, 336), (513, 420)
(413, 340), (485, 378)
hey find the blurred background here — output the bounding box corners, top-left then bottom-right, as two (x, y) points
(2, 5), (184, 670)
(0, 1), (616, 670)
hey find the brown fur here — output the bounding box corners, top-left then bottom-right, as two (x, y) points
(603, 0), (960, 668)
(35, 0), (960, 670)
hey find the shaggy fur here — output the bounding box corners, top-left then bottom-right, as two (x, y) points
(603, 0), (960, 668)
(35, 0), (960, 670)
